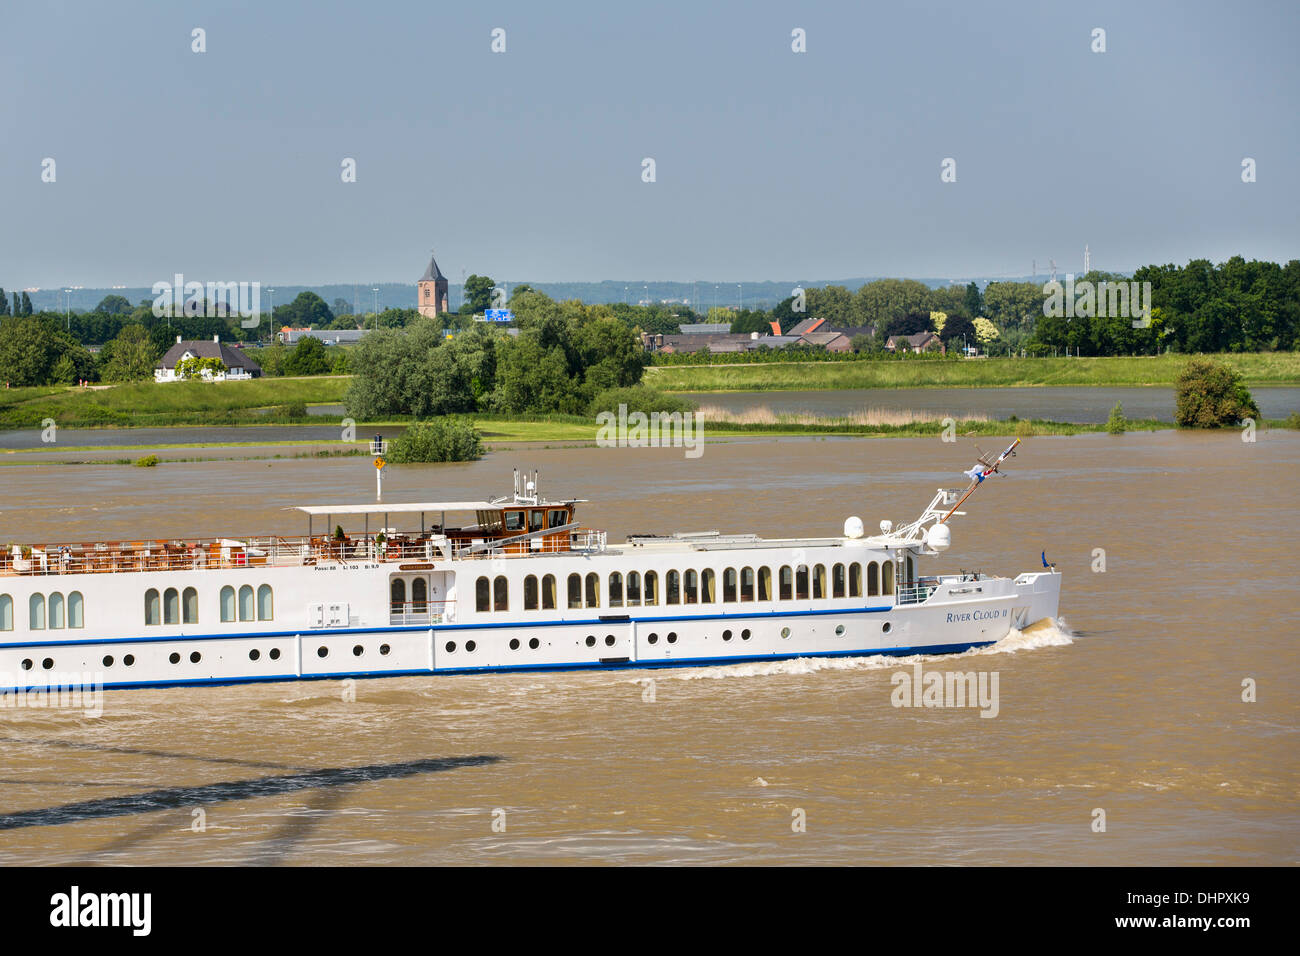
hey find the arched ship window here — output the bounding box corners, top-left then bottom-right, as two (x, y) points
(567, 573), (582, 609)
(584, 572), (599, 608)
(722, 567), (738, 603)
(701, 569), (716, 603)
(68, 591), (84, 628)
(905, 555), (914, 583)
(391, 578), (407, 613)
(0, 594), (12, 631)
(778, 566), (792, 601)
(542, 574), (557, 610)
(476, 576), (491, 613)
(665, 570), (680, 605)
(882, 561), (894, 595)
(143, 589), (159, 627)
(643, 571), (658, 606)
(493, 576), (509, 612)
(832, 563), (846, 598)
(683, 570), (698, 604)
(412, 578), (427, 613)
(866, 562), (877, 597)
(740, 567), (754, 602)
(238, 585), (255, 622)
(626, 571), (641, 606)
(182, 587), (198, 624)
(257, 584), (274, 621)
(524, 575), (539, 611)
(163, 587), (180, 625)
(219, 586), (236, 622)
(48, 592), (65, 629)
(795, 565), (810, 600)
(608, 572), (623, 607)
(758, 566), (772, 602)
(813, 564), (827, 600)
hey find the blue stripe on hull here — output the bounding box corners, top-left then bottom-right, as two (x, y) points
(0, 639), (997, 694)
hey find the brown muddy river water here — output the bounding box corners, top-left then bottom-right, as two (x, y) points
(0, 431), (1295, 865)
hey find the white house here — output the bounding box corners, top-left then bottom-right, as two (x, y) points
(154, 336), (262, 382)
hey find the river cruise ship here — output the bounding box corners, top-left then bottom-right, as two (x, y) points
(0, 442), (1060, 692)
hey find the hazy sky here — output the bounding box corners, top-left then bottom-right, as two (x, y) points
(2, 0), (1296, 288)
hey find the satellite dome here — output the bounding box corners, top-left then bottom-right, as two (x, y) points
(843, 516), (864, 539)
(926, 523), (951, 552)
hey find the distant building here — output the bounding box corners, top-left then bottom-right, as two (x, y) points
(417, 252), (450, 318)
(677, 322), (733, 335)
(786, 317), (827, 337)
(154, 336), (262, 382)
(885, 331), (944, 354)
(279, 327), (367, 346)
(798, 330), (852, 352)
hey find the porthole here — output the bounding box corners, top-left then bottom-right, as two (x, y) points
(741, 629), (751, 641)
(585, 635), (596, 647)
(445, 641), (456, 653)
(169, 652), (180, 664)
(123, 654), (135, 666)
(666, 632), (677, 644)
(722, 629), (732, 642)
(780, 627), (791, 639)
(353, 645), (364, 657)
(102, 655), (114, 667)
(21, 658), (32, 671)
(190, 651), (201, 664)
(249, 649), (261, 661)
(42, 658), (53, 670)
(604, 634), (615, 647)
(269, 648), (281, 661)
(379, 644), (390, 655)
(835, 624), (845, 636)
(647, 633), (658, 645)
(466, 640), (477, 652)
(317, 646), (328, 658)
(509, 638), (520, 651)
(882, 622), (891, 633)
(528, 637), (540, 650)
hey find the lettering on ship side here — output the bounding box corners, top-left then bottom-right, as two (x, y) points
(945, 609), (1008, 623)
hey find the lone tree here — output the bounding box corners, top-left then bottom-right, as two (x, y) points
(1174, 358), (1259, 428)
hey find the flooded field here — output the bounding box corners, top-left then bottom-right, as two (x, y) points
(0, 431), (1295, 864)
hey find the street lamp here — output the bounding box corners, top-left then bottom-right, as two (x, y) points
(737, 283), (742, 311)
(372, 287), (379, 316)
(267, 288), (275, 343)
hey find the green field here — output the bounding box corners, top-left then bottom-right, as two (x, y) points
(645, 352), (1300, 392)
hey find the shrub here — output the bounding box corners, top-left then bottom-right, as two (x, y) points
(387, 417), (484, 463)
(586, 385), (696, 418)
(1174, 358), (1260, 428)
(133, 454), (159, 467)
(1105, 402), (1127, 434)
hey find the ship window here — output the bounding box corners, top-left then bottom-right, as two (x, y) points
(723, 567), (737, 603)
(529, 509), (545, 533)
(568, 573), (582, 609)
(476, 576), (491, 613)
(412, 578), (427, 612)
(163, 587), (180, 625)
(701, 568), (716, 603)
(219, 586), (235, 622)
(905, 555), (914, 583)
(865, 562), (876, 597)
(626, 571), (641, 606)
(548, 509), (568, 529)
(832, 563), (845, 598)
(643, 571), (658, 606)
(0, 594), (12, 631)
(608, 572), (623, 608)
(740, 567), (754, 602)
(493, 575), (508, 612)
(684, 569), (698, 604)
(48, 592), (65, 629)
(524, 575), (539, 611)
(391, 578), (407, 612)
(813, 564), (827, 600)
(504, 510), (525, 533)
(542, 574), (556, 610)
(182, 587), (197, 624)
(258, 584), (274, 621)
(882, 561), (894, 595)
(778, 566), (792, 601)
(238, 585), (255, 622)
(795, 565), (809, 600)
(758, 566), (771, 602)
(665, 570), (680, 605)
(585, 572), (599, 608)
(142, 589), (158, 627)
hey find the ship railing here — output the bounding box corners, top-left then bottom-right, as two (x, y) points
(388, 601), (453, 626)
(895, 582), (939, 605)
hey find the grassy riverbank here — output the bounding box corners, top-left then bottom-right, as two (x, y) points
(646, 352), (1300, 392)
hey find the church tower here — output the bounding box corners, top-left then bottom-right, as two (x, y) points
(417, 251), (450, 318)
